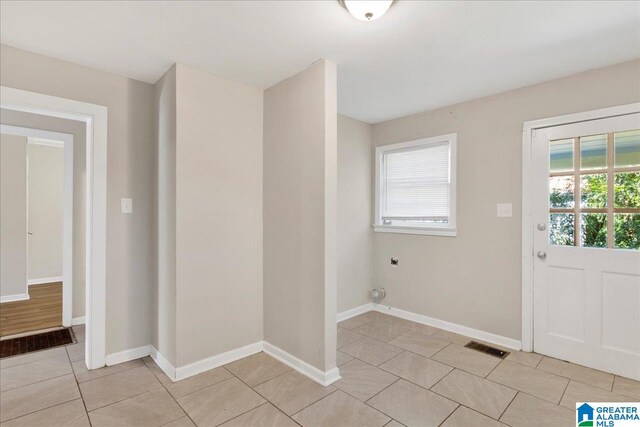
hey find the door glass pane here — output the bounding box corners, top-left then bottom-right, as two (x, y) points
(580, 134), (607, 170)
(549, 213), (574, 246)
(614, 214), (640, 250)
(549, 176), (574, 208)
(614, 172), (640, 208)
(614, 130), (640, 167)
(580, 174), (607, 208)
(550, 139), (574, 172)
(580, 213), (607, 248)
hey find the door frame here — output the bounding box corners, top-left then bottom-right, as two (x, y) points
(521, 102), (640, 352)
(1, 86), (108, 370)
(0, 124), (74, 327)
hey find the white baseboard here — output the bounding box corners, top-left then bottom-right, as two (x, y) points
(150, 346), (178, 381)
(105, 345), (152, 366)
(72, 316), (86, 326)
(337, 303), (374, 323)
(263, 341), (341, 386)
(372, 303), (522, 350)
(113, 339), (343, 387)
(175, 341), (263, 381)
(0, 293), (30, 303)
(28, 276), (63, 286)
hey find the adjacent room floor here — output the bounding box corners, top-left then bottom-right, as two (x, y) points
(0, 282), (62, 337)
(1, 314), (638, 427)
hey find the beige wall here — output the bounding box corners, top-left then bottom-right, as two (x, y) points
(337, 115), (373, 312)
(0, 134), (27, 298)
(1, 109), (87, 318)
(27, 144), (64, 280)
(1, 45), (156, 354)
(153, 66), (177, 365)
(174, 64), (264, 366)
(372, 59), (640, 341)
(263, 60), (338, 372)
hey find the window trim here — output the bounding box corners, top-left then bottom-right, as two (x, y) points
(374, 133), (457, 236)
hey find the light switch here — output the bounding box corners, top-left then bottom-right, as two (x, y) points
(121, 198), (133, 214)
(497, 203), (512, 218)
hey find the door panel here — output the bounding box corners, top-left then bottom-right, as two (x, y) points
(533, 113), (640, 380)
(547, 266), (585, 342)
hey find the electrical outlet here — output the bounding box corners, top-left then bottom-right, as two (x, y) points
(391, 258), (399, 266)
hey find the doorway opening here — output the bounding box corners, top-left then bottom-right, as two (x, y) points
(0, 125), (73, 338)
(0, 87), (107, 369)
(522, 103), (640, 381)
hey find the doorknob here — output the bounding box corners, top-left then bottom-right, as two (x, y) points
(27, 231), (33, 235)
(537, 223), (546, 231)
(537, 251), (547, 260)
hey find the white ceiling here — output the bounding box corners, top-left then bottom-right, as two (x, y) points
(1, 1), (639, 123)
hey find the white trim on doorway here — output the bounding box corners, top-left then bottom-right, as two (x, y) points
(521, 102), (640, 353)
(0, 293), (30, 303)
(0, 124), (74, 328)
(1, 86), (108, 370)
(28, 276), (64, 286)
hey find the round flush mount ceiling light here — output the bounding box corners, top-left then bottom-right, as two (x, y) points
(339, 0), (394, 21)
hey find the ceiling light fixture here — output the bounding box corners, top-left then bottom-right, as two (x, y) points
(339, 0), (393, 21)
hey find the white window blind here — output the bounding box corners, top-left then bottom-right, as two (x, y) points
(381, 142), (450, 223)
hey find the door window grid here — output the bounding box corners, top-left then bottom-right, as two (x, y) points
(549, 131), (640, 249)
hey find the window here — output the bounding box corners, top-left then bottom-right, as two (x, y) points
(548, 129), (640, 250)
(374, 133), (457, 236)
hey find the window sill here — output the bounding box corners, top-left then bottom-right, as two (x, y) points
(373, 225), (457, 237)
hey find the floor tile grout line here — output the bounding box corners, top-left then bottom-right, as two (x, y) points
(84, 382), (165, 413)
(168, 364), (237, 398)
(426, 365), (456, 392)
(428, 342), (453, 360)
(212, 401), (271, 426)
(434, 402), (460, 427)
(533, 367), (614, 391)
(557, 378), (571, 405)
(0, 349), (80, 424)
(361, 376), (458, 426)
(240, 365), (294, 389)
(288, 388), (339, 419)
(497, 388), (520, 420)
(455, 361), (570, 404)
(75, 359), (146, 385)
(343, 322), (622, 417)
(64, 343), (93, 427)
(0, 396), (85, 424)
(0, 347), (69, 369)
(484, 357), (505, 379)
(534, 356), (615, 389)
(355, 377), (404, 422)
(172, 374), (239, 400)
(1, 369), (75, 393)
(425, 369), (520, 422)
(501, 358), (609, 394)
(220, 356), (302, 426)
(243, 365), (337, 421)
(145, 361), (200, 427)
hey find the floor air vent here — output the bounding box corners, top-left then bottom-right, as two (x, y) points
(464, 341), (510, 359)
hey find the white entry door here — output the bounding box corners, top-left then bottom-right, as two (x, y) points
(533, 113), (640, 381)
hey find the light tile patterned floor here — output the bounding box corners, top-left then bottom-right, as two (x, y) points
(1, 318), (639, 426)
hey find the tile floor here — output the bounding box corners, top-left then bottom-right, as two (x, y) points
(1, 316), (639, 426)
